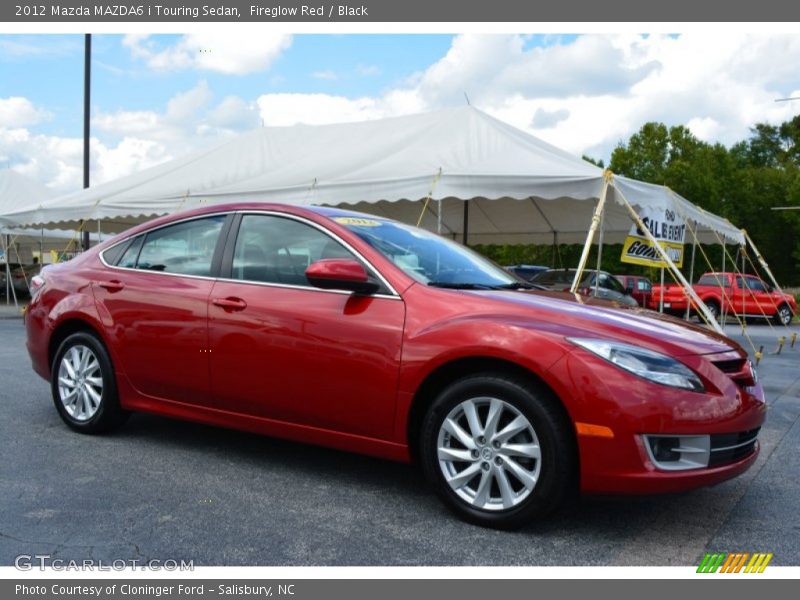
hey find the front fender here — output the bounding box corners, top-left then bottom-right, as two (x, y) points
(399, 314), (572, 395)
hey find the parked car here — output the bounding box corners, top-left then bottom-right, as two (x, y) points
(651, 272), (796, 325)
(11, 262), (42, 295)
(25, 204), (765, 529)
(1, 262), (24, 297)
(504, 264), (549, 282)
(530, 268), (639, 307)
(615, 274), (654, 308)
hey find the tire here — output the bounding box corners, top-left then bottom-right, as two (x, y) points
(703, 300), (720, 322)
(51, 331), (128, 433)
(420, 373), (576, 530)
(774, 304), (794, 326)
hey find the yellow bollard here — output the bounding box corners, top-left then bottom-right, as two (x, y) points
(792, 333), (797, 349)
(775, 337), (785, 355)
(755, 346), (764, 366)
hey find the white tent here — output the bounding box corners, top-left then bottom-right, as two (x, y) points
(1, 107), (743, 246)
(0, 171), (104, 268)
(0, 169), (56, 227)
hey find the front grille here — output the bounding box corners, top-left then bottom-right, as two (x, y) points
(711, 357), (756, 388)
(712, 358), (747, 374)
(708, 428), (760, 467)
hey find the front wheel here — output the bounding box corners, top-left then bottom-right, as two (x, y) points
(51, 332), (128, 433)
(774, 304), (794, 326)
(420, 374), (576, 529)
(703, 300), (720, 322)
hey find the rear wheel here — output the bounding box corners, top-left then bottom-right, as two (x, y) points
(420, 373), (576, 529)
(51, 332), (128, 433)
(775, 304), (794, 326)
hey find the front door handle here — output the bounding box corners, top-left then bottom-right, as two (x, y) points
(98, 280), (125, 292)
(212, 297), (247, 311)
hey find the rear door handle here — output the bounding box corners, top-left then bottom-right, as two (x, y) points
(98, 280), (125, 292)
(212, 297), (247, 311)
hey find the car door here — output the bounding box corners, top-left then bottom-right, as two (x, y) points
(590, 272), (623, 302)
(734, 275), (758, 315)
(745, 276), (777, 316)
(93, 214), (229, 407)
(207, 212), (405, 439)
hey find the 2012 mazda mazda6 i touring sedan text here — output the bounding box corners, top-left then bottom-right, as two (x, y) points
(25, 203), (766, 529)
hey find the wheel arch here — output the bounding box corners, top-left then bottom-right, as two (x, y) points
(405, 355), (576, 466)
(48, 318), (106, 371)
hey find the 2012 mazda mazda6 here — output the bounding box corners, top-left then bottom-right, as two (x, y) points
(25, 203), (766, 528)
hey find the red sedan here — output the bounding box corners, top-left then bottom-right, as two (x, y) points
(25, 203), (766, 529)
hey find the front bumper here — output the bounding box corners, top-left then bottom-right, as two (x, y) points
(545, 348), (767, 495)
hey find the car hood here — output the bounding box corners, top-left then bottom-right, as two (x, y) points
(470, 289), (742, 357)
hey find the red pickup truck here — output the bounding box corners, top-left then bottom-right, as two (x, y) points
(651, 272), (796, 325)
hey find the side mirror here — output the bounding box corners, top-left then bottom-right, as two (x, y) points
(305, 259), (380, 295)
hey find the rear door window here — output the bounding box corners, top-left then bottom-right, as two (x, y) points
(135, 216), (225, 276)
(116, 235), (144, 269)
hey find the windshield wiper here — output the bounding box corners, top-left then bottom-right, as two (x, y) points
(492, 281), (538, 290)
(428, 281), (538, 290)
(427, 282), (498, 290)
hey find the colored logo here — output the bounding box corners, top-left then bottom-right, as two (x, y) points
(697, 552), (773, 573)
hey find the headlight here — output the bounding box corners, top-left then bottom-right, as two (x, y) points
(568, 338), (704, 392)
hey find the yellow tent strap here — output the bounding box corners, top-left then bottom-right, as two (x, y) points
(708, 227), (782, 336)
(741, 240), (791, 333)
(416, 168), (443, 228)
(665, 245), (759, 356)
(54, 193), (108, 262)
(684, 221), (758, 355)
(174, 188), (192, 211)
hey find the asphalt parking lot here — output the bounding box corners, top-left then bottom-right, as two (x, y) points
(0, 315), (798, 566)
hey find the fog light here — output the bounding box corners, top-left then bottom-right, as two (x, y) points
(649, 437), (680, 462)
(642, 434), (710, 471)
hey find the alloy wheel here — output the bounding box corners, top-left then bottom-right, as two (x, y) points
(57, 344), (103, 422)
(436, 397), (541, 511)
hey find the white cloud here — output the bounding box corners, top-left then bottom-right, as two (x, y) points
(9, 33), (800, 196)
(253, 33), (800, 162)
(123, 33), (292, 75)
(0, 97), (51, 128)
(1, 85), (260, 193)
(531, 108), (570, 129)
(206, 96), (261, 131)
(257, 93), (388, 126)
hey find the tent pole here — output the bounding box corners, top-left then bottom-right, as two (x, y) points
(618, 191), (723, 334)
(685, 235), (697, 320)
(742, 247), (746, 318)
(437, 198), (442, 235)
(720, 241), (727, 323)
(462, 200), (469, 245)
(571, 173), (611, 293)
(3, 235), (10, 305)
(594, 207), (605, 297)
(659, 268), (665, 312)
(5, 234), (18, 309)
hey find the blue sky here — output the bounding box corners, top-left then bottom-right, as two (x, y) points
(2, 34), (455, 138)
(2, 33), (799, 192)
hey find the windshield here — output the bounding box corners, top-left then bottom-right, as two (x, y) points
(333, 216), (520, 289)
(596, 272), (627, 294)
